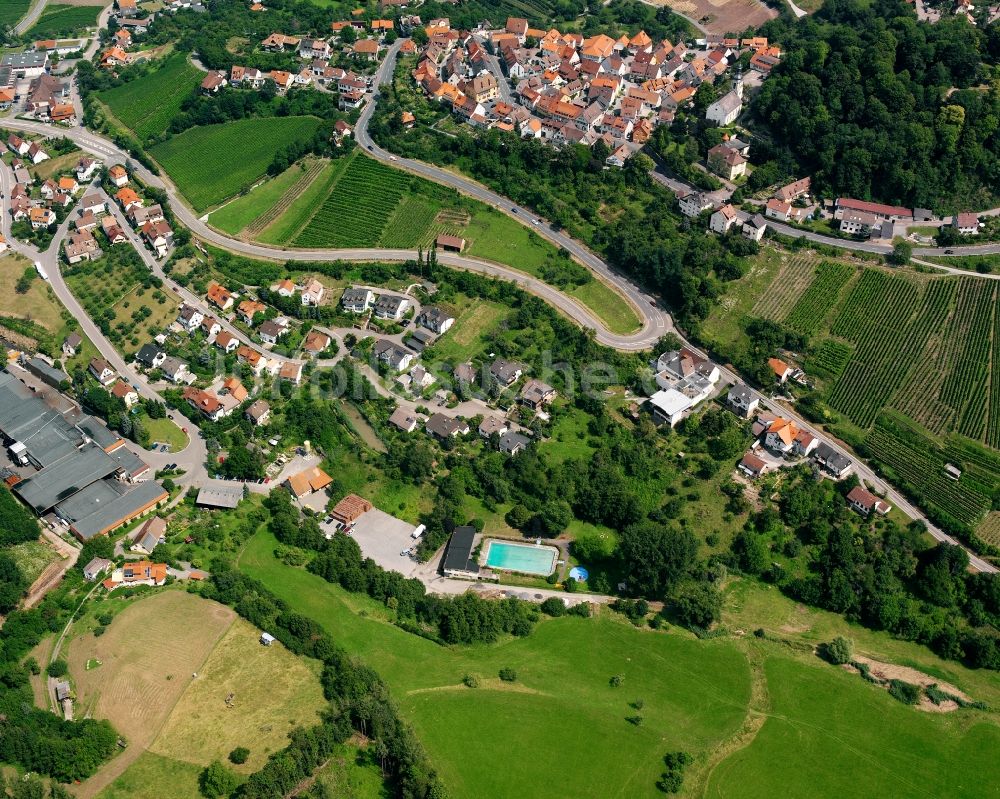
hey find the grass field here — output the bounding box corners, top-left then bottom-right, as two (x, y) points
(257, 158), (350, 244)
(68, 592), (236, 798)
(706, 655), (1000, 799)
(239, 530), (752, 799)
(424, 298), (509, 365)
(25, 2), (99, 37)
(149, 618), (326, 771)
(151, 116), (323, 212)
(8, 538), (58, 585)
(240, 530), (1000, 798)
(97, 53), (202, 142)
(0, 0), (31, 26)
(208, 160), (312, 235)
(0, 253), (68, 334)
(99, 752), (203, 799)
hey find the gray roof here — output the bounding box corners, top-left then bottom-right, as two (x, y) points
(83, 556), (112, 576)
(160, 356), (186, 376)
(57, 479), (166, 540)
(426, 412), (468, 438)
(499, 431), (530, 453)
(2, 51), (47, 69)
(0, 371), (82, 466)
(196, 484), (243, 508)
(374, 294), (407, 314)
(813, 442), (852, 472)
(728, 383), (755, 402)
(442, 526), (478, 574)
(76, 415), (122, 450)
(136, 343), (163, 366)
(490, 359), (524, 384)
(708, 89), (742, 116)
(110, 446), (148, 478)
(15, 445), (120, 513)
(341, 287), (372, 304)
(25, 356), (68, 387)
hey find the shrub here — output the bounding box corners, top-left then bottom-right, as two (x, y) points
(462, 673), (480, 688)
(94, 626), (106, 637)
(540, 597), (567, 617)
(609, 673), (624, 687)
(229, 746), (250, 765)
(626, 714), (643, 726)
(658, 751), (693, 793)
(199, 760), (238, 798)
(567, 602), (592, 618)
(888, 679), (921, 705)
(820, 636), (853, 665)
(498, 668), (517, 682)
(98, 612), (114, 626)
(47, 659), (68, 678)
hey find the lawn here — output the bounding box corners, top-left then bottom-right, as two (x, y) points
(239, 530), (752, 799)
(149, 617), (326, 772)
(207, 160), (310, 235)
(25, 2), (99, 37)
(424, 298), (509, 365)
(150, 116), (323, 212)
(96, 52), (202, 142)
(569, 278), (641, 335)
(141, 415), (188, 452)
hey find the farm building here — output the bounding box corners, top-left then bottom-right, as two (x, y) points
(436, 234), (466, 252)
(286, 466), (333, 499)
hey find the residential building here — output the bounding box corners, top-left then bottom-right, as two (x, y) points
(847, 485), (891, 516)
(374, 294), (410, 320)
(207, 282), (234, 311)
(738, 452), (767, 479)
(341, 287), (375, 313)
(300, 278), (325, 306)
(245, 399), (271, 425)
(768, 357), (793, 384)
(727, 384), (759, 418)
(490, 359), (524, 386)
(88, 358), (116, 386)
(417, 306), (455, 334)
(426, 412), (470, 440)
(388, 406), (419, 432)
(812, 442), (852, 478)
(763, 417), (798, 454)
(159, 356), (190, 384)
(373, 340), (415, 371)
(135, 344), (165, 369)
(707, 143), (746, 180)
(520, 379), (556, 410)
(709, 203), (738, 234)
(177, 304), (204, 332)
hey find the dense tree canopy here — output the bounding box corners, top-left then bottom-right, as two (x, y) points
(754, 0), (1000, 209)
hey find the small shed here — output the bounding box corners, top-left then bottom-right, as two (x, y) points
(260, 632), (275, 646)
(435, 234), (466, 253)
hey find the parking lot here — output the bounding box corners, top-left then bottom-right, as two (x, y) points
(346, 508), (420, 577)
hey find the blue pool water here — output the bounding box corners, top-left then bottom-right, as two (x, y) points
(485, 540), (558, 575)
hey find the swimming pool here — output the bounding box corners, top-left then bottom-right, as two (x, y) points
(483, 540), (558, 576)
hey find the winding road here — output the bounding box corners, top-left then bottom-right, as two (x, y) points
(2, 38), (996, 571)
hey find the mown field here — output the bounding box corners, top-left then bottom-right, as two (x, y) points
(25, 2), (99, 38)
(238, 530), (1000, 799)
(242, 151), (640, 334)
(150, 116), (323, 211)
(97, 53), (202, 142)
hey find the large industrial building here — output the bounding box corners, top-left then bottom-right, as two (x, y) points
(0, 370), (166, 540)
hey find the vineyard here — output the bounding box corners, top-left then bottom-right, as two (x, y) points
(989, 300), (1000, 449)
(293, 155), (405, 247)
(828, 273), (953, 427)
(0, 0), (30, 27)
(805, 339), (852, 379)
(151, 116), (323, 211)
(26, 3), (100, 38)
(783, 261), (854, 335)
(751, 253), (823, 320)
(97, 53), (203, 142)
(379, 196), (442, 248)
(979, 513), (1000, 548)
(864, 419), (991, 530)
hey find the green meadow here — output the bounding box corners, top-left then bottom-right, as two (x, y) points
(239, 530), (1000, 798)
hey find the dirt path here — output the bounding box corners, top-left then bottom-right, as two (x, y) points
(848, 655), (973, 713)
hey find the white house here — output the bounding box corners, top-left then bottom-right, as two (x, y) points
(341, 287), (374, 313)
(709, 204), (739, 234)
(727, 384), (759, 418)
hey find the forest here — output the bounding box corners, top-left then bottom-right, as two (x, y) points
(752, 0), (1000, 209)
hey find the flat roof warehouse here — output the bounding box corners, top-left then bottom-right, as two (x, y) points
(0, 370), (167, 540)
